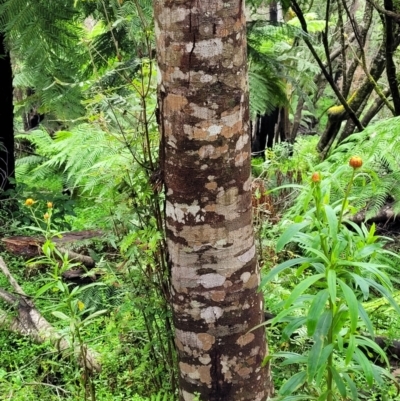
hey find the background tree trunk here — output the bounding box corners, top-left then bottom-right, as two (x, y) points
(154, 1), (271, 400)
(0, 32), (15, 194)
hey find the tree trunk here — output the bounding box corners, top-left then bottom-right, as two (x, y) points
(0, 32), (15, 194)
(154, 1), (271, 400)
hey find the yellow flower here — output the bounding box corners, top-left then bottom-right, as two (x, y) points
(43, 212), (50, 220)
(47, 202), (53, 209)
(77, 300), (85, 311)
(24, 198), (34, 206)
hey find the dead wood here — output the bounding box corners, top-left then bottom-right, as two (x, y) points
(1, 233), (98, 268)
(0, 256), (101, 373)
(349, 203), (396, 224)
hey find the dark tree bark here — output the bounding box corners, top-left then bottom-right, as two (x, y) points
(0, 32), (15, 194)
(251, 108), (280, 159)
(384, 0), (400, 115)
(154, 1), (271, 400)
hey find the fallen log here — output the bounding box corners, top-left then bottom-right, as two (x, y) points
(1, 235), (96, 268)
(0, 256), (101, 373)
(349, 203), (396, 224)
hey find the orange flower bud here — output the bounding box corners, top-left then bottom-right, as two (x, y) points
(311, 172), (321, 183)
(43, 212), (50, 220)
(24, 198), (34, 206)
(349, 156), (363, 169)
(47, 202), (53, 209)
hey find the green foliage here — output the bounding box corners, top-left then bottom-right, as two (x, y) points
(318, 116), (400, 219)
(263, 164), (400, 400)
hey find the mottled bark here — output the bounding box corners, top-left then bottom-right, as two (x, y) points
(154, 1), (270, 400)
(0, 32), (15, 194)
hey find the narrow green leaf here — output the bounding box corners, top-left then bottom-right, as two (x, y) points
(284, 274), (324, 308)
(35, 281), (55, 297)
(358, 303), (375, 338)
(308, 337), (333, 383)
(355, 336), (389, 367)
(365, 278), (400, 314)
(314, 310), (333, 339)
(342, 372), (358, 400)
(52, 311), (70, 321)
(327, 269), (336, 304)
(260, 257), (317, 287)
(307, 289), (329, 336)
(330, 366), (347, 397)
(278, 371), (307, 396)
(277, 221), (310, 252)
(350, 273), (370, 300)
(324, 204), (338, 241)
(353, 348), (374, 387)
(338, 279), (358, 333)
(282, 317), (308, 341)
(345, 334), (356, 365)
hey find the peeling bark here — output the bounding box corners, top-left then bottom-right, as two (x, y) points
(154, 1), (271, 400)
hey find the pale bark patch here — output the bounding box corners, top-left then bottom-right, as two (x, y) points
(197, 332), (216, 351)
(243, 274), (259, 289)
(165, 93), (188, 112)
(179, 362), (211, 384)
(176, 330), (215, 351)
(205, 181), (217, 190)
(238, 244), (255, 263)
(200, 306), (223, 323)
(240, 271), (251, 283)
(158, 6), (190, 24)
(166, 200), (201, 224)
(199, 273), (226, 288)
(210, 290), (226, 301)
(237, 366), (253, 377)
(236, 133), (249, 150)
(188, 103), (216, 120)
(236, 332), (255, 347)
(187, 38), (223, 58)
(235, 150), (250, 166)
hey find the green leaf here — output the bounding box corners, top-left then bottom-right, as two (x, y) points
(310, 343), (334, 384)
(284, 274), (324, 308)
(350, 273), (370, 300)
(358, 303), (375, 338)
(330, 366), (347, 397)
(278, 371), (307, 396)
(345, 334), (356, 365)
(355, 336), (389, 367)
(260, 257), (317, 287)
(277, 221), (310, 252)
(353, 348), (374, 387)
(282, 317), (308, 341)
(324, 204), (338, 241)
(314, 310), (332, 339)
(52, 311), (70, 321)
(338, 279), (358, 333)
(342, 372), (358, 400)
(327, 269), (337, 304)
(35, 281), (56, 297)
(365, 278), (400, 314)
(307, 289), (329, 336)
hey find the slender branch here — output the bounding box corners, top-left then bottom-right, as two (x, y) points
(366, 0), (400, 21)
(291, 0), (364, 131)
(384, 0), (400, 115)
